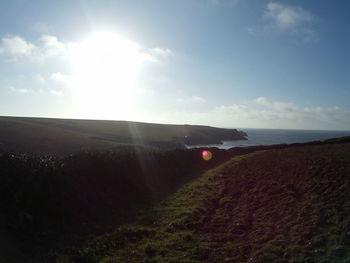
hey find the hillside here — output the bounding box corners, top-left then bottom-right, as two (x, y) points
(0, 116), (247, 154)
(64, 142), (350, 263)
(0, 146), (237, 263)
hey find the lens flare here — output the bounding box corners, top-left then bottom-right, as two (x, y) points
(202, 150), (212, 161)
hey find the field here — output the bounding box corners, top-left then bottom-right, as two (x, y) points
(57, 142), (350, 263)
(1, 136), (350, 262)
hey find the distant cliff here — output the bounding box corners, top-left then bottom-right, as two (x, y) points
(174, 126), (247, 145)
(0, 116), (247, 154)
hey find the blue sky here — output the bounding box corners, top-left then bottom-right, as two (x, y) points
(0, 0), (349, 130)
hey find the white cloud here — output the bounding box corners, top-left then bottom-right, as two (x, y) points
(265, 2), (313, 30)
(149, 47), (173, 56)
(10, 86), (33, 94)
(0, 34), (71, 61)
(148, 97), (350, 130)
(40, 35), (69, 58)
(50, 89), (63, 96)
(214, 104), (249, 115)
(0, 35), (36, 58)
(254, 2), (317, 42)
(211, 97), (350, 130)
(177, 96), (206, 104)
(144, 47), (174, 62)
(6, 74), (66, 96)
(255, 97), (297, 112)
(0, 33), (172, 66)
(50, 72), (74, 87)
(255, 96), (271, 106)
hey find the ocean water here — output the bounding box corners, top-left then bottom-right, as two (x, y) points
(187, 128), (350, 149)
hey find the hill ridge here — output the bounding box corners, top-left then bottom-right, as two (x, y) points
(0, 116), (247, 154)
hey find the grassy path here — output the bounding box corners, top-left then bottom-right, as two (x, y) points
(57, 153), (259, 263)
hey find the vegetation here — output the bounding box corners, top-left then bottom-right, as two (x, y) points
(55, 142), (350, 263)
(0, 146), (234, 262)
(1, 136), (350, 262)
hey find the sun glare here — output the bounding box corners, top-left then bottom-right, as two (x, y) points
(70, 32), (143, 118)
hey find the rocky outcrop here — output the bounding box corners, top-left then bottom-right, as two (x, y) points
(174, 127), (248, 145)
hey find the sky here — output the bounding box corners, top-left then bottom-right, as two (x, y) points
(0, 0), (349, 130)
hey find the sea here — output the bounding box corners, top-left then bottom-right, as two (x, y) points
(187, 128), (350, 149)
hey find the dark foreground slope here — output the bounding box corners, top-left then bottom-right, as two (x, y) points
(195, 143), (350, 262)
(67, 142), (350, 263)
(0, 147), (235, 263)
(0, 116), (247, 154)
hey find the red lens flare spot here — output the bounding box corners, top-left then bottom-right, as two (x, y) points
(202, 150), (213, 161)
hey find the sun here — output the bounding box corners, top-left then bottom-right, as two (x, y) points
(70, 31), (144, 119)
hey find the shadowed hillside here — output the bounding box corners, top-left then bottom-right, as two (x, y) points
(0, 116), (247, 154)
(64, 142), (350, 263)
(1, 136), (350, 262)
(0, 146), (235, 262)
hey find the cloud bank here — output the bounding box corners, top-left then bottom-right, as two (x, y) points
(0, 35), (36, 58)
(149, 97), (350, 131)
(213, 97), (349, 130)
(0, 33), (173, 99)
(0, 34), (173, 63)
(0, 34), (71, 61)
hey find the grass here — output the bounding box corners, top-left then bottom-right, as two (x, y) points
(3, 139), (350, 262)
(0, 147), (236, 262)
(57, 143), (350, 263)
(58, 153), (262, 263)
